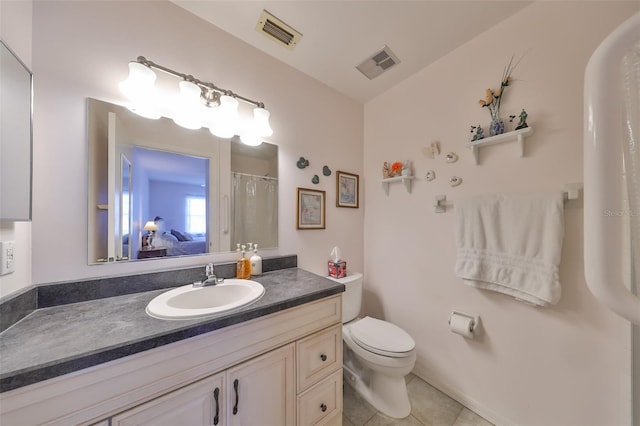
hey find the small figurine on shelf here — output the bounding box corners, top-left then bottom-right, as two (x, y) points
(515, 108), (529, 130)
(401, 160), (412, 176)
(470, 125), (485, 141)
(390, 161), (403, 177)
(382, 161), (390, 178)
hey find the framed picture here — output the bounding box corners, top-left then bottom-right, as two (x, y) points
(336, 171), (359, 208)
(297, 187), (326, 229)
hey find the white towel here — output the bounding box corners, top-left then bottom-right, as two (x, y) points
(454, 192), (565, 306)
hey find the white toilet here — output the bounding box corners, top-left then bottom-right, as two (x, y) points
(328, 272), (416, 419)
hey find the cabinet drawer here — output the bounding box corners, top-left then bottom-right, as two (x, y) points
(297, 369), (343, 426)
(297, 324), (342, 392)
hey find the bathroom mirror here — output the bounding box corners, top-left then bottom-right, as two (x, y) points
(87, 98), (278, 264)
(1, 40), (33, 221)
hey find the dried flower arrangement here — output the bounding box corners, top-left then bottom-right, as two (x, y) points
(477, 55), (522, 136)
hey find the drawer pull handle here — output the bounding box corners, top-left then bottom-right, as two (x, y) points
(320, 403), (327, 412)
(320, 354), (327, 362)
(213, 387), (220, 425)
(233, 379), (239, 415)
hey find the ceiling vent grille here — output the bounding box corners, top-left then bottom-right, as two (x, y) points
(356, 45), (400, 80)
(256, 10), (302, 50)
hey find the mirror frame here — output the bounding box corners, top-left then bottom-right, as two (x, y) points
(0, 40), (33, 221)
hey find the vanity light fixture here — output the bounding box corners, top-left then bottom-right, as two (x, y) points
(119, 56), (273, 145)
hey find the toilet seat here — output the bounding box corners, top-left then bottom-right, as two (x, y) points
(349, 316), (415, 358)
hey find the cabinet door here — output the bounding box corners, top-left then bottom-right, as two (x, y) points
(226, 343), (295, 426)
(111, 373), (224, 426)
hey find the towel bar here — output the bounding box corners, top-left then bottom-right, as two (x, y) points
(434, 183), (582, 213)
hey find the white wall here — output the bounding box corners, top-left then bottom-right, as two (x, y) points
(364, 2), (637, 425)
(25, 1), (363, 288)
(0, 1), (33, 298)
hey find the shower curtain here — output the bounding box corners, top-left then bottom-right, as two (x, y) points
(231, 172), (278, 250)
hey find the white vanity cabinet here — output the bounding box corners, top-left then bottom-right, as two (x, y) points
(0, 295), (342, 426)
(111, 325), (343, 426)
(113, 344), (295, 426)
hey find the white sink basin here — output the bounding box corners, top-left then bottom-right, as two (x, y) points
(146, 279), (265, 320)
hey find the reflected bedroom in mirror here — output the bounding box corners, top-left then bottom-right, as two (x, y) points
(87, 98), (278, 264)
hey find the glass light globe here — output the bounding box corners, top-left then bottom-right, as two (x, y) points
(173, 80), (203, 130)
(209, 95), (239, 138)
(119, 62), (156, 99)
(240, 129), (263, 146)
(119, 62), (161, 119)
(252, 107), (273, 137)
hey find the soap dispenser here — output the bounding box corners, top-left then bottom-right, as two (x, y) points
(250, 244), (262, 276)
(236, 244), (251, 279)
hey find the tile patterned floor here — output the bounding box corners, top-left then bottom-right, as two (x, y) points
(342, 374), (494, 426)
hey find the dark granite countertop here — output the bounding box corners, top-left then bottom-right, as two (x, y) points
(0, 267), (344, 393)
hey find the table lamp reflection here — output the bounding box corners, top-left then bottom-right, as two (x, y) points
(143, 221), (158, 248)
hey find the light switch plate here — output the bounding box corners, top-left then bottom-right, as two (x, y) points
(0, 241), (15, 275)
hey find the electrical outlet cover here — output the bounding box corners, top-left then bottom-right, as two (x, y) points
(0, 241), (15, 275)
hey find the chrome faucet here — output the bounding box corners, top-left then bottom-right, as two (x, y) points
(193, 263), (224, 287)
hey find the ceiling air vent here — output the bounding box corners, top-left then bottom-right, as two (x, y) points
(256, 10), (302, 50)
(356, 45), (401, 80)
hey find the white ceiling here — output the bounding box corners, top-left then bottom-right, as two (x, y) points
(172, 1), (532, 103)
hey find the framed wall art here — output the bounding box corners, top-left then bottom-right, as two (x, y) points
(336, 171), (359, 208)
(297, 187), (326, 229)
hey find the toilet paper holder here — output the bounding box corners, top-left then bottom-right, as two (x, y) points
(448, 311), (479, 333)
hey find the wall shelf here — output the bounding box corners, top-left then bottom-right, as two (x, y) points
(380, 176), (414, 195)
(464, 127), (533, 164)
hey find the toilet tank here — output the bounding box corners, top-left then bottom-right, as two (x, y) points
(327, 272), (363, 323)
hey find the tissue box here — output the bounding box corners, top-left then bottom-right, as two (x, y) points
(328, 261), (347, 278)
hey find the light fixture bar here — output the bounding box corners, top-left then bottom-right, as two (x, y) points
(121, 56), (273, 144)
(133, 56), (266, 109)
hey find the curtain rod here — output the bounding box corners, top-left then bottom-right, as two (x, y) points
(232, 171), (278, 181)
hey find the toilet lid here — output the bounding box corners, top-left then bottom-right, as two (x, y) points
(350, 316), (415, 357)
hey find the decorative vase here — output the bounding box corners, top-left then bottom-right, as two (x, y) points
(489, 118), (505, 136)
